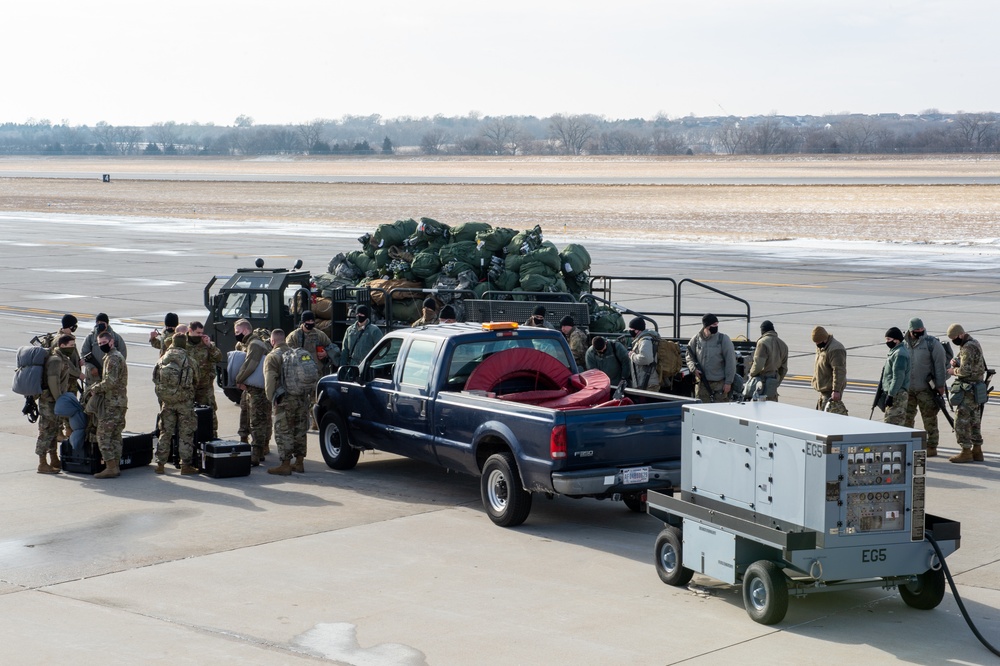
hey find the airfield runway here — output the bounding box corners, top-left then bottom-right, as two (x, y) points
(1, 207), (999, 664)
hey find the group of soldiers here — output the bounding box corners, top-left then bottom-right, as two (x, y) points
(31, 304), (990, 478)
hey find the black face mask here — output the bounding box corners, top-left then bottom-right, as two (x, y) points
(235, 333), (246, 343)
(164, 327), (175, 335)
(886, 341), (897, 350)
(708, 325), (719, 335)
(69, 325), (78, 333)
(96, 322), (108, 334)
(532, 317), (544, 324)
(304, 322), (316, 330)
(629, 329), (638, 338)
(816, 342), (827, 350)
(953, 337), (965, 346)
(99, 343), (112, 354)
(188, 335), (201, 345)
(911, 330), (924, 338)
(357, 315), (367, 323)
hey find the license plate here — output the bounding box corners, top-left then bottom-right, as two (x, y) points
(622, 466), (650, 484)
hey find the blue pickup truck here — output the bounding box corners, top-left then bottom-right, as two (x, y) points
(313, 323), (697, 526)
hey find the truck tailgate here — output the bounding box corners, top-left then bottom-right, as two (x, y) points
(561, 399), (686, 468)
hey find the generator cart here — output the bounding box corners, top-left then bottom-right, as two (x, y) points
(648, 402), (961, 625)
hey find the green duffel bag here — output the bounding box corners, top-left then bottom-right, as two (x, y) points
(441, 259), (477, 278)
(505, 225), (544, 256)
(590, 307), (627, 333)
(560, 243), (592, 275)
(505, 254), (525, 273)
(374, 247), (391, 268)
(490, 269), (519, 292)
(387, 298), (422, 324)
(475, 227), (517, 253)
(414, 217), (450, 242)
(372, 219), (419, 249)
(519, 274), (559, 293)
(411, 251), (442, 279)
(519, 261), (559, 279)
(449, 221), (493, 243)
(349, 251), (378, 275)
(473, 282), (491, 298)
(526, 241), (561, 271)
(439, 240), (479, 265)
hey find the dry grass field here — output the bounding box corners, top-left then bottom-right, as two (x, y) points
(1, 155), (999, 242)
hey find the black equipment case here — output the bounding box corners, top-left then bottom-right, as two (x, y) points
(199, 439), (251, 478)
(60, 431), (154, 474)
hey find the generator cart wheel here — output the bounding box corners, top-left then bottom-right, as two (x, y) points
(742, 560), (789, 625)
(622, 492), (646, 513)
(655, 526), (693, 586)
(319, 413), (360, 470)
(481, 452), (532, 527)
(899, 567), (946, 610)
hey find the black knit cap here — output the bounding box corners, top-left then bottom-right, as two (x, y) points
(560, 315), (574, 327)
(422, 298), (437, 310)
(61, 314), (78, 329)
(760, 320), (774, 333)
(629, 317), (646, 331)
(96, 312), (109, 324)
(164, 312), (179, 328)
(300, 310), (316, 323)
(532, 305), (546, 316)
(440, 305), (456, 319)
(356, 305), (370, 317)
(702, 313), (719, 328)
(885, 326), (904, 341)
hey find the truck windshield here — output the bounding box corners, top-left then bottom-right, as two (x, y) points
(445, 337), (571, 390)
(221, 291), (268, 319)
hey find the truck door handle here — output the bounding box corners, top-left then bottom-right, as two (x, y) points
(626, 414), (644, 426)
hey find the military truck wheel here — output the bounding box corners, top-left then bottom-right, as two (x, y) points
(622, 492), (646, 513)
(654, 526), (693, 586)
(742, 560), (789, 625)
(319, 412), (360, 470)
(481, 452), (532, 527)
(899, 567), (946, 610)
(223, 387), (243, 404)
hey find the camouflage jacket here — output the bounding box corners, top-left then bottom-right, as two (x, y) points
(287, 327), (332, 366)
(954, 337), (986, 384)
(43, 348), (76, 401)
(563, 327), (589, 368)
(187, 338), (223, 387)
(92, 349), (128, 410)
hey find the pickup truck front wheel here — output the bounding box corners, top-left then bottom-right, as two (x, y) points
(481, 452), (532, 527)
(319, 412), (360, 470)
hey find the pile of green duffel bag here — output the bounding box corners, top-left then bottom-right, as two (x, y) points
(315, 217), (621, 329)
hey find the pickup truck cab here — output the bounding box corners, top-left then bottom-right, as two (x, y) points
(313, 323), (697, 526)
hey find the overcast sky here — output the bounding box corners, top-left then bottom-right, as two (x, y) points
(5, 0), (998, 127)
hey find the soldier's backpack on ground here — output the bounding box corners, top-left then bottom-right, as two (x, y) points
(282, 348), (320, 396)
(655, 336), (683, 383)
(153, 351), (193, 402)
(12, 345), (48, 396)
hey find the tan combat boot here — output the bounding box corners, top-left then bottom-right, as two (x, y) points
(154, 462), (166, 475)
(926, 447), (937, 458)
(37, 454), (59, 474)
(292, 455), (305, 473)
(94, 459), (120, 478)
(972, 445), (985, 462)
(267, 459), (292, 476)
(48, 450), (62, 471)
(180, 460), (200, 475)
(949, 448), (975, 464)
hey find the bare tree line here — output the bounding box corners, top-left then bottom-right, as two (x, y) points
(1, 111), (998, 156)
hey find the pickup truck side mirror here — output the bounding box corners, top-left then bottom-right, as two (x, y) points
(337, 365), (360, 383)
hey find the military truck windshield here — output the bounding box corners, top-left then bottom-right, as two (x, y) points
(444, 337), (570, 390)
(221, 291), (269, 319)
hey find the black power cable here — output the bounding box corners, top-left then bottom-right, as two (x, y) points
(926, 534), (1000, 658)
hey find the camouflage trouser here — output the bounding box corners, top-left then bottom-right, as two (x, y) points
(903, 389), (942, 448)
(272, 393), (311, 461)
(816, 394), (849, 416)
(96, 407), (126, 462)
(954, 389), (984, 450)
(193, 382), (218, 438)
(158, 400), (196, 464)
(245, 386), (272, 455)
(883, 389), (909, 426)
(238, 389), (250, 440)
(697, 379), (729, 403)
(34, 397), (63, 455)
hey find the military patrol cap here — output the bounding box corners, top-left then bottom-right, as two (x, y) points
(885, 327), (903, 341)
(760, 320), (774, 333)
(300, 310), (315, 323)
(164, 312), (179, 328)
(947, 323), (965, 338)
(908, 317), (924, 331)
(702, 313), (719, 328)
(560, 315), (574, 327)
(628, 317), (646, 331)
(533, 305), (546, 316)
(811, 326), (830, 343)
(61, 313), (78, 329)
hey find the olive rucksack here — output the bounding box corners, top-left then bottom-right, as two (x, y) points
(281, 348), (320, 396)
(654, 336), (683, 383)
(154, 349), (194, 402)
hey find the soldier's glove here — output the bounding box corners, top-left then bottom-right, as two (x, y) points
(885, 396), (894, 408)
(23, 396), (39, 423)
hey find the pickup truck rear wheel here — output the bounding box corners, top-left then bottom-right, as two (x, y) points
(481, 452), (532, 527)
(655, 526), (693, 586)
(622, 492), (646, 513)
(319, 412), (360, 470)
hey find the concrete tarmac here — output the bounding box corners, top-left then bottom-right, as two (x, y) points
(1, 211), (999, 664)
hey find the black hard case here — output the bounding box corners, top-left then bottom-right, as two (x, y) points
(200, 439), (251, 478)
(60, 431), (154, 474)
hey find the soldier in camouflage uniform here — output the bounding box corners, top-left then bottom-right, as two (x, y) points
(40, 314), (84, 396)
(903, 317), (948, 456)
(748, 320), (788, 401)
(89, 332), (128, 479)
(945, 323), (986, 463)
(264, 329), (311, 476)
(234, 319), (272, 465)
(187, 321), (224, 439)
(81, 313), (128, 392)
(810, 326), (849, 415)
(559, 315), (589, 368)
(288, 310), (333, 377)
(35, 335), (77, 474)
(153, 334), (200, 475)
(881, 327), (910, 425)
(411, 298), (440, 327)
(149, 312), (179, 357)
